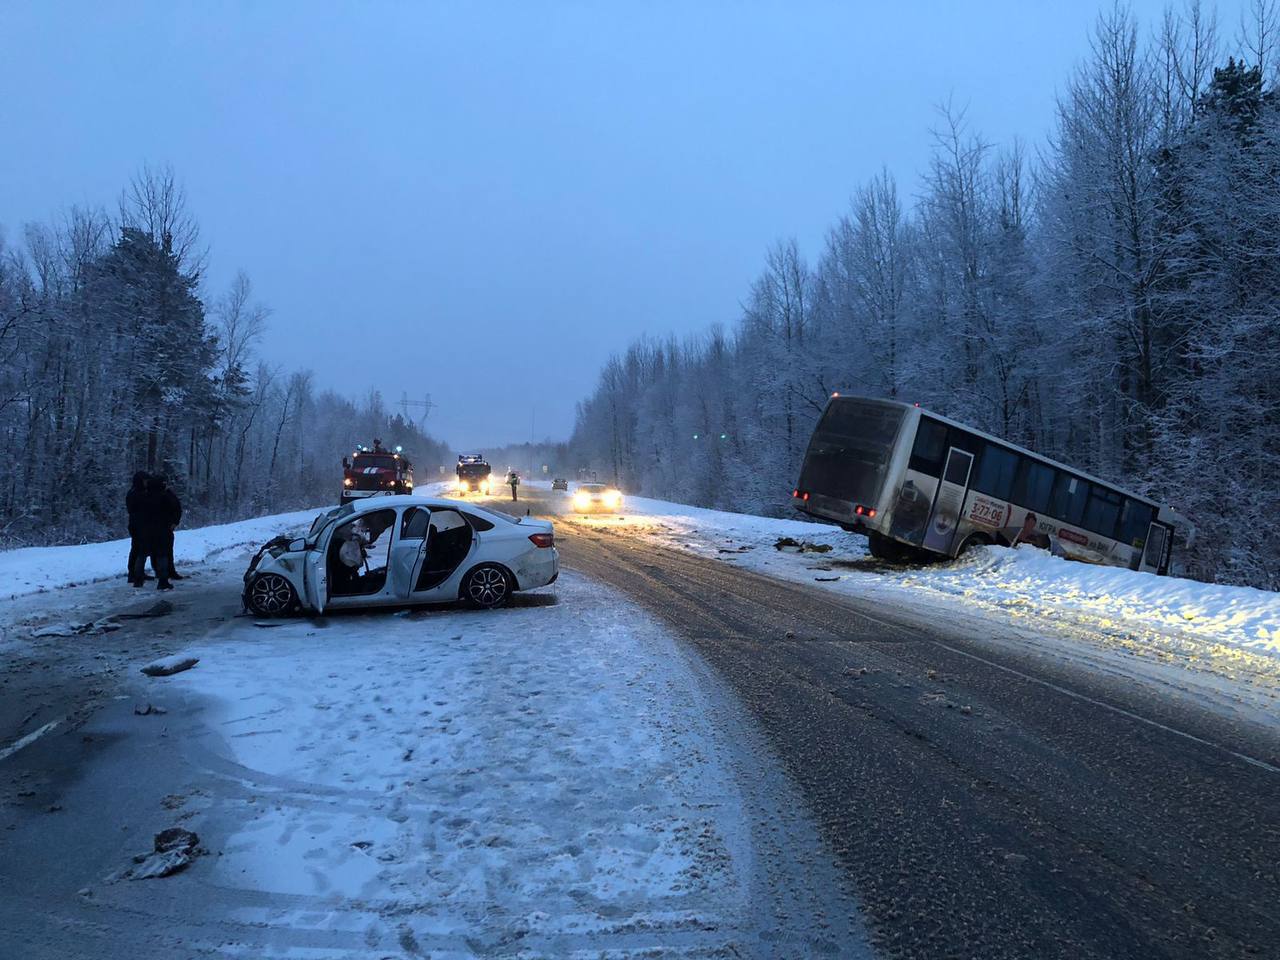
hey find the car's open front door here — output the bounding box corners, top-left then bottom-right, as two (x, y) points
(304, 530), (331, 613)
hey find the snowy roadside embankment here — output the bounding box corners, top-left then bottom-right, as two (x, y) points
(0, 507), (322, 600)
(539, 484), (1280, 671)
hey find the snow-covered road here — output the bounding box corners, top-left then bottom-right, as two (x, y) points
(0, 511), (868, 958)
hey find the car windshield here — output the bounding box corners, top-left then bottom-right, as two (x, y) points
(354, 454), (397, 469)
(308, 503), (352, 539)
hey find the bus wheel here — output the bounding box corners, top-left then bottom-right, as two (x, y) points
(958, 533), (992, 556)
(867, 532), (908, 563)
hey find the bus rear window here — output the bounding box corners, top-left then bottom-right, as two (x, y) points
(816, 399), (903, 445)
(798, 399), (905, 505)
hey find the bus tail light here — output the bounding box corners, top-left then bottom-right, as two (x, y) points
(854, 504), (876, 518)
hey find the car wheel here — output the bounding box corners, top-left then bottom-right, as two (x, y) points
(463, 564), (511, 609)
(247, 572), (298, 616)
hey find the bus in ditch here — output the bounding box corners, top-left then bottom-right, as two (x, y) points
(792, 395), (1192, 575)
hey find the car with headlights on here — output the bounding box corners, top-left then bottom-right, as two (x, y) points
(243, 495), (557, 616)
(571, 482), (623, 513)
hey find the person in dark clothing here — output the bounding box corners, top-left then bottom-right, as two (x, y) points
(130, 477), (174, 591)
(126, 471), (150, 586)
(156, 476), (184, 580)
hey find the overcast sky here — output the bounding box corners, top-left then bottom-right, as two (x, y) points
(0, 1), (1251, 446)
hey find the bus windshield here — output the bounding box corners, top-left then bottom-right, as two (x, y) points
(797, 398), (905, 505)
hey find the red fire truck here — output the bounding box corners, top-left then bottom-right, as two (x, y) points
(341, 440), (415, 504)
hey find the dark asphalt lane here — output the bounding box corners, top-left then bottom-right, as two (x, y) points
(498, 488), (1280, 960)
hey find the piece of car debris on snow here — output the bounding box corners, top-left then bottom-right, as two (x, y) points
(111, 827), (203, 881)
(141, 655), (199, 677)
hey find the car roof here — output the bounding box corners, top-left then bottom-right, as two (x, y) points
(347, 494), (471, 513)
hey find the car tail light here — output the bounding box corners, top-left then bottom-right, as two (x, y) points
(854, 504), (876, 518)
(528, 533), (554, 548)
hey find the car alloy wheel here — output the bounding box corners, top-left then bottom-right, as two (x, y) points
(465, 565), (510, 609)
(248, 573), (296, 616)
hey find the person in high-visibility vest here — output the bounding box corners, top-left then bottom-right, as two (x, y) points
(508, 471), (520, 501)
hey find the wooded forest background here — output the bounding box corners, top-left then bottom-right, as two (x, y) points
(0, 168), (451, 544)
(567, 5), (1280, 589)
(3, 4), (1277, 591)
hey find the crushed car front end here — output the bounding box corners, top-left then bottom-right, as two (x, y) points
(242, 535), (311, 615)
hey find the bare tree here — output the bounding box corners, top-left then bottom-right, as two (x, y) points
(119, 163), (207, 274)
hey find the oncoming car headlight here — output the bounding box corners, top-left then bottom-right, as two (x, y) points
(343, 478), (354, 487)
(604, 490), (622, 508)
(573, 491), (591, 509)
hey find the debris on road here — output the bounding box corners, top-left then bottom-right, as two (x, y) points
(773, 537), (833, 554)
(113, 827), (203, 881)
(30, 618), (121, 638)
(141, 655), (199, 677)
(133, 703), (168, 716)
(118, 600), (175, 621)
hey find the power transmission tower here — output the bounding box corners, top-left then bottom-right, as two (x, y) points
(400, 392), (435, 429)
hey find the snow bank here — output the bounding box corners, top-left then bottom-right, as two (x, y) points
(903, 543), (1280, 660)
(0, 508), (322, 599)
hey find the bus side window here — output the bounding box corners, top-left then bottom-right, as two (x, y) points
(1118, 499), (1155, 546)
(972, 444), (1018, 500)
(1083, 486), (1123, 539)
(909, 418), (949, 475)
(1049, 472), (1088, 525)
(1011, 459), (1054, 514)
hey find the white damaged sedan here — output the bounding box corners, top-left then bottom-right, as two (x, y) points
(243, 495), (558, 616)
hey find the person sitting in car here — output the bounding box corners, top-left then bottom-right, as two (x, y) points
(332, 519), (370, 592)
